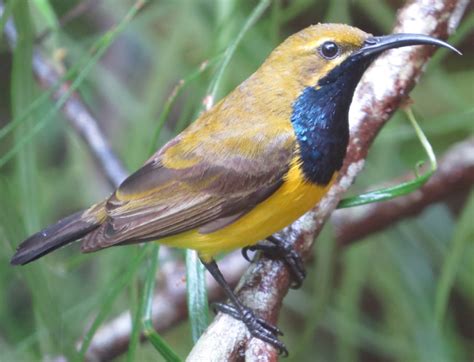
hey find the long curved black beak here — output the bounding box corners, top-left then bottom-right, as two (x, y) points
(357, 33), (461, 57)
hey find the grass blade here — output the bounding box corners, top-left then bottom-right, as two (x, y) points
(435, 190), (474, 325)
(77, 245), (150, 359)
(149, 56), (218, 152)
(186, 250), (209, 342)
(0, 0), (147, 168)
(126, 253), (142, 362)
(142, 245), (182, 362)
(205, 0), (271, 107)
(338, 108), (437, 208)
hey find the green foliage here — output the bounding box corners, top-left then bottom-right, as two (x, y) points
(0, 0), (472, 360)
(339, 108), (438, 208)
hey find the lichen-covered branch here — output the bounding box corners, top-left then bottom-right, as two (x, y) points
(188, 0), (469, 360)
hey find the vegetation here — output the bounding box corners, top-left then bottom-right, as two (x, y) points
(0, 0), (472, 360)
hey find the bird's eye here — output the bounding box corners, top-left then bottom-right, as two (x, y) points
(319, 41), (339, 59)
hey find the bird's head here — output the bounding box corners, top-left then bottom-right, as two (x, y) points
(264, 23), (459, 93)
(255, 23), (459, 185)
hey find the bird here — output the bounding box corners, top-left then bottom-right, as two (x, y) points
(11, 23), (459, 354)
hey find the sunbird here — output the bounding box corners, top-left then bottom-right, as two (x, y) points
(11, 24), (458, 354)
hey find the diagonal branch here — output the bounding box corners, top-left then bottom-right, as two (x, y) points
(187, 0), (469, 360)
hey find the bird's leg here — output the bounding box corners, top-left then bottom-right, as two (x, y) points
(242, 235), (306, 289)
(201, 259), (288, 356)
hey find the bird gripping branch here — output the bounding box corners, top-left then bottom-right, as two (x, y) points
(11, 23), (459, 355)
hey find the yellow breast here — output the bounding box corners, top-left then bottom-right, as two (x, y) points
(158, 159), (335, 261)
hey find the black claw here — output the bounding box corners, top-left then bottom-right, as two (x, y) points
(241, 246), (254, 262)
(242, 235), (306, 289)
(202, 259), (288, 356)
(212, 302), (287, 354)
(212, 302), (283, 336)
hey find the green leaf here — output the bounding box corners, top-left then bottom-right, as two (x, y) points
(77, 245), (150, 360)
(149, 56), (219, 152)
(142, 245), (182, 362)
(126, 254), (142, 362)
(10, 1), (59, 356)
(435, 190), (474, 325)
(204, 0), (271, 109)
(0, 0), (147, 168)
(186, 250), (209, 343)
(31, 0), (58, 30)
(338, 108), (437, 208)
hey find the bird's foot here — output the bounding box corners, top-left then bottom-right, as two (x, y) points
(242, 235), (306, 289)
(212, 302), (288, 356)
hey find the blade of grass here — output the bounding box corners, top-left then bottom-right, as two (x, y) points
(0, 0), (147, 168)
(377, 107), (474, 142)
(186, 250), (209, 343)
(434, 190), (474, 325)
(10, 0), (38, 311)
(11, 0), (38, 235)
(31, 0), (58, 32)
(77, 244), (150, 360)
(11, 2), (58, 357)
(292, 228), (336, 360)
(338, 108), (437, 208)
(205, 0), (271, 107)
(0, 12), (118, 142)
(142, 245), (182, 362)
(126, 252), (142, 362)
(149, 56), (219, 151)
(335, 248), (369, 362)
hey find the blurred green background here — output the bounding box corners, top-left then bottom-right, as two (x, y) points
(0, 0), (472, 361)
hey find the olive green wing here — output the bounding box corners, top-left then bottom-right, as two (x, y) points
(81, 128), (295, 252)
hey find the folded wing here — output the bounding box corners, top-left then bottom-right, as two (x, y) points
(82, 119), (295, 252)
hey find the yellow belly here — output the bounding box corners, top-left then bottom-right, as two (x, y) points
(158, 161), (335, 261)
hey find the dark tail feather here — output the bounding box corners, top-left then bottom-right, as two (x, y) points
(11, 210), (101, 265)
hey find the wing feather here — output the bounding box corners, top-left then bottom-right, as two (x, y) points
(81, 87), (296, 252)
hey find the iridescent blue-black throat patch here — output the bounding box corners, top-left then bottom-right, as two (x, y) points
(290, 55), (371, 185)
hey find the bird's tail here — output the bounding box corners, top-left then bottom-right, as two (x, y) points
(10, 202), (106, 265)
